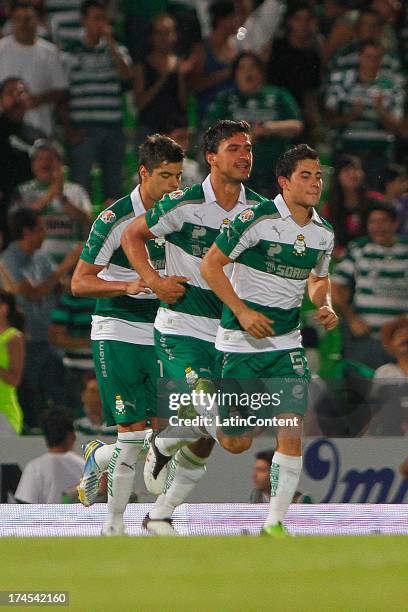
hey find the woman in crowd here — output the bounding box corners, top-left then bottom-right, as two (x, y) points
(133, 13), (190, 145)
(321, 154), (370, 260)
(0, 290), (25, 435)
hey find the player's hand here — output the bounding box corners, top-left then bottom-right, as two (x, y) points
(151, 275), (189, 303)
(237, 306), (274, 339)
(348, 314), (370, 337)
(315, 306), (338, 331)
(126, 279), (152, 295)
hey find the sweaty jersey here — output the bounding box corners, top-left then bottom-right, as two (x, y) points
(215, 194), (334, 353)
(80, 185), (165, 345)
(145, 175), (267, 343)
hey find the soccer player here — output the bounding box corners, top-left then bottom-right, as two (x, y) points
(201, 144), (338, 535)
(71, 135), (184, 535)
(121, 120), (268, 534)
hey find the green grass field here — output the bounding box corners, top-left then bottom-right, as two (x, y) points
(0, 536), (407, 611)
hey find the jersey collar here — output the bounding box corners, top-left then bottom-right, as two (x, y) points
(130, 184), (146, 217)
(202, 174), (247, 207)
(274, 193), (322, 224)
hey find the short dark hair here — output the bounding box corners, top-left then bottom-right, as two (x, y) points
(255, 450), (275, 466)
(275, 144), (319, 180)
(138, 134), (184, 173)
(378, 164), (406, 192)
(232, 52), (265, 81)
(209, 1), (235, 30)
(8, 208), (40, 241)
(80, 0), (104, 17)
(40, 409), (74, 448)
(0, 76), (23, 96)
(366, 201), (398, 223)
(359, 7), (382, 25)
(203, 119), (250, 158)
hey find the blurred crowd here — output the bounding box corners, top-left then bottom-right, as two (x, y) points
(0, 0), (407, 441)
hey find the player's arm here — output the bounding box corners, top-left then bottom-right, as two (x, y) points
(201, 244), (274, 339)
(71, 259), (149, 298)
(307, 274), (338, 331)
(121, 215), (188, 304)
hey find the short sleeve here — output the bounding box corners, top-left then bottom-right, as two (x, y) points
(80, 210), (119, 266)
(145, 193), (186, 237)
(312, 234), (334, 277)
(15, 461), (40, 503)
(215, 209), (258, 260)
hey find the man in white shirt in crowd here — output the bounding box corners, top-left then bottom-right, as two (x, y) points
(15, 409), (84, 503)
(0, 1), (68, 136)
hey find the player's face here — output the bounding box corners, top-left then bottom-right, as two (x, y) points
(142, 161), (183, 201)
(366, 210), (398, 246)
(279, 158), (323, 208)
(207, 132), (252, 183)
(253, 460), (270, 491)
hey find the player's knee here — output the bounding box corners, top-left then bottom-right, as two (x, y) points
(221, 436), (252, 454)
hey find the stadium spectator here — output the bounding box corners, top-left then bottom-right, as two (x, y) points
(250, 449), (313, 503)
(332, 202), (408, 370)
(0, 76), (46, 246)
(326, 8), (402, 82)
(74, 377), (116, 436)
(165, 118), (204, 188)
(45, 0), (82, 48)
(0, 209), (81, 428)
(49, 278), (95, 417)
(320, 154), (369, 260)
(367, 316), (408, 436)
(0, 290), (25, 436)
(325, 39), (405, 189)
(378, 164), (408, 236)
(189, 1), (238, 119)
(266, 2), (322, 142)
(133, 13), (190, 144)
(250, 449), (274, 503)
(63, 0), (132, 203)
(205, 51), (302, 197)
(9, 140), (92, 266)
(14, 409), (84, 503)
(0, 1), (68, 136)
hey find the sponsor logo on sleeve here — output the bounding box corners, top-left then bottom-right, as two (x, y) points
(100, 210), (116, 224)
(238, 209), (254, 223)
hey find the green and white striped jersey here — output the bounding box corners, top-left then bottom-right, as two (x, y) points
(332, 236), (408, 336)
(325, 68), (404, 152)
(63, 35), (131, 125)
(146, 175), (267, 343)
(215, 194), (334, 353)
(45, 0), (81, 48)
(80, 185), (165, 345)
(10, 179), (92, 265)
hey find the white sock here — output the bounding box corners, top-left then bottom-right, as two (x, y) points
(264, 452), (302, 527)
(94, 443), (116, 471)
(104, 431), (146, 530)
(149, 447), (207, 520)
(155, 426), (204, 457)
